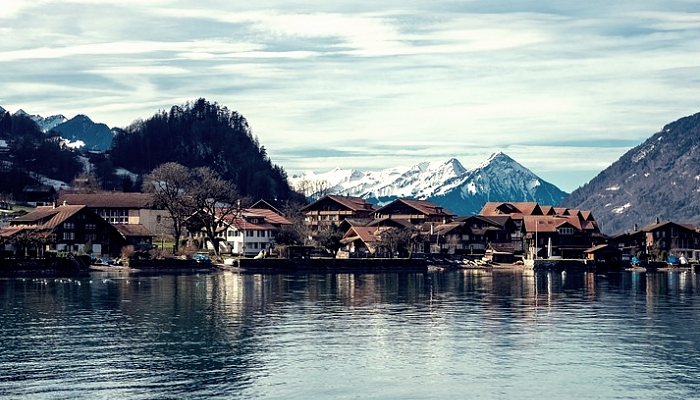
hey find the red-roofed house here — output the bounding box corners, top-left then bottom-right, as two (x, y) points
(188, 207), (292, 256)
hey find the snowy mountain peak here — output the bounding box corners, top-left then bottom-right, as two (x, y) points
(290, 153), (568, 215)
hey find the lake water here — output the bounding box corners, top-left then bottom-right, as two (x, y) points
(2, 268), (700, 399)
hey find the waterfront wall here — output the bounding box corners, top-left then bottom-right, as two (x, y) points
(524, 258), (594, 271)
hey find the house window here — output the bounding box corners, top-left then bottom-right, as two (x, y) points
(85, 233), (97, 241)
(559, 227), (574, 235)
(64, 222), (74, 230)
(85, 223), (96, 230)
(62, 232), (75, 241)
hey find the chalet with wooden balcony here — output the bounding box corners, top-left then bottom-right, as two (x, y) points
(424, 215), (511, 255)
(618, 219), (700, 261)
(301, 195), (376, 233)
(0, 204), (123, 257)
(373, 198), (455, 228)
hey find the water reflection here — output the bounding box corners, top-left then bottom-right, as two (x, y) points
(2, 270), (700, 399)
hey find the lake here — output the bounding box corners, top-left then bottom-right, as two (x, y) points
(1, 268), (700, 399)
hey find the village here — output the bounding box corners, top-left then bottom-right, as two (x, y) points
(1, 185), (700, 271)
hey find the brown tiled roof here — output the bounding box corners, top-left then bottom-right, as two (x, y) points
(368, 218), (416, 230)
(58, 192), (153, 208)
(540, 206), (554, 215)
(244, 208), (291, 225)
(639, 220), (696, 233)
(375, 198), (456, 217)
(479, 202), (542, 217)
(12, 206), (61, 224)
(250, 199), (285, 215)
(114, 224), (153, 237)
(0, 226), (29, 238)
(301, 195), (376, 213)
(341, 226), (378, 245)
(523, 215), (582, 233)
(11, 205), (86, 230)
(431, 222), (463, 235)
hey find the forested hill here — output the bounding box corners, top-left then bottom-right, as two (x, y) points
(110, 98), (303, 202)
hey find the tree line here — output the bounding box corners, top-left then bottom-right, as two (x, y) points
(111, 98), (304, 203)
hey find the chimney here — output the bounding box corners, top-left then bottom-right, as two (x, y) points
(655, 217), (660, 224)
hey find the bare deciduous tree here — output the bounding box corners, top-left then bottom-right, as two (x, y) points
(142, 162), (193, 254)
(188, 167), (240, 257)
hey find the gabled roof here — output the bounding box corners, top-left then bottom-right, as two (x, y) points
(114, 224), (154, 238)
(368, 218), (417, 230)
(58, 192), (153, 208)
(250, 199), (285, 216)
(638, 220), (696, 233)
(540, 206), (555, 215)
(226, 217), (277, 231)
(301, 194), (376, 213)
(479, 202), (543, 217)
(523, 215), (582, 233)
(11, 205), (87, 230)
(579, 210), (595, 221)
(430, 222), (463, 235)
(243, 208), (291, 226)
(375, 198), (455, 217)
(341, 226), (379, 245)
(216, 208), (290, 231)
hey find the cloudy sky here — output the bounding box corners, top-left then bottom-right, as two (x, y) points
(2, 1), (699, 192)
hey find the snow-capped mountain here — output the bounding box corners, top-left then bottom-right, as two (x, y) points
(50, 114), (114, 151)
(13, 109), (68, 132)
(291, 152), (569, 216)
(3, 107), (112, 151)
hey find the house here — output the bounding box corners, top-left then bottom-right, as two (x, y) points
(523, 215), (604, 259)
(21, 185), (58, 206)
(113, 224), (154, 252)
(584, 244), (622, 270)
(301, 195), (376, 233)
(57, 192), (162, 239)
(622, 219), (699, 261)
(340, 226), (380, 257)
(188, 207), (292, 256)
(0, 204), (124, 257)
(374, 198), (455, 227)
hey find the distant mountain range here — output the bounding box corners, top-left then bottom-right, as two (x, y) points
(562, 111), (700, 235)
(290, 152), (569, 216)
(9, 108), (114, 151)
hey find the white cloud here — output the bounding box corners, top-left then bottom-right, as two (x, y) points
(1, 1), (699, 192)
